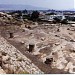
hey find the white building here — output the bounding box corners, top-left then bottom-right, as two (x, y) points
(44, 14), (66, 21)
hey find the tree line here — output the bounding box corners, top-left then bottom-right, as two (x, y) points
(9, 9), (40, 21)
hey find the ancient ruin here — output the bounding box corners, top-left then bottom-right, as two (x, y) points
(0, 11), (75, 74)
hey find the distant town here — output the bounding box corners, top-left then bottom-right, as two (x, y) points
(1, 9), (75, 24)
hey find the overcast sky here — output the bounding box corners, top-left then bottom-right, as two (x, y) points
(0, 0), (74, 10)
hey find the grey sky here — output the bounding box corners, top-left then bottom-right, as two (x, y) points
(0, 0), (74, 10)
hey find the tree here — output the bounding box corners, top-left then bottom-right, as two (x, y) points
(15, 10), (22, 19)
(72, 17), (75, 21)
(31, 11), (39, 21)
(53, 17), (61, 23)
(22, 9), (28, 14)
(61, 19), (68, 24)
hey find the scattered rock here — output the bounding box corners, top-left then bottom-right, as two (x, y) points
(2, 55), (10, 62)
(0, 68), (6, 74)
(44, 58), (53, 64)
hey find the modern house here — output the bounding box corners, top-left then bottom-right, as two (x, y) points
(44, 14), (66, 21)
(64, 13), (75, 21)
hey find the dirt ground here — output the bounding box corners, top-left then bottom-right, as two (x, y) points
(0, 22), (75, 74)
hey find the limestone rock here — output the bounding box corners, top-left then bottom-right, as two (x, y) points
(2, 55), (10, 62)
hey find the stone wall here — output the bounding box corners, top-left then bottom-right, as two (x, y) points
(0, 35), (43, 74)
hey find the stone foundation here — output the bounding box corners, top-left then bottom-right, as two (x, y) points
(0, 35), (43, 74)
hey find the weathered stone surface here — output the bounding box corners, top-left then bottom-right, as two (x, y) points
(0, 67), (6, 74)
(0, 35), (43, 74)
(2, 55), (10, 62)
